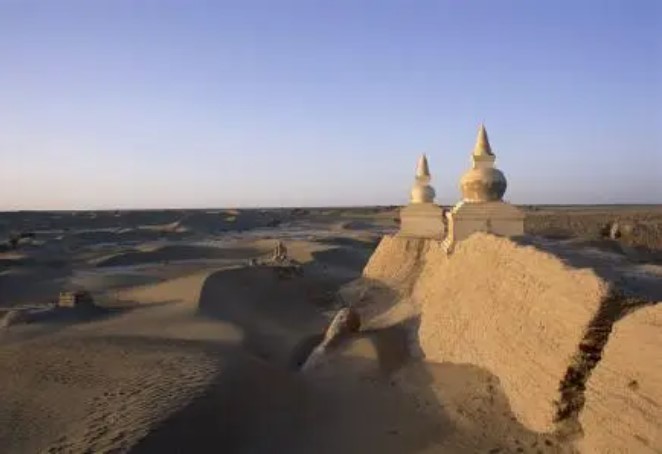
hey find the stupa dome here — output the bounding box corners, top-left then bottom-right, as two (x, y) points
(460, 124), (508, 202)
(411, 184), (436, 204)
(460, 167), (507, 202)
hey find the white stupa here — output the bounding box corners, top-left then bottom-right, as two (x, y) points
(443, 124), (524, 251)
(398, 154), (445, 239)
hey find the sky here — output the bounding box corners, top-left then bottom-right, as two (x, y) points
(0, 0), (660, 210)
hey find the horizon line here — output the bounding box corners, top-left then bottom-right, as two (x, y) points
(1, 202), (661, 213)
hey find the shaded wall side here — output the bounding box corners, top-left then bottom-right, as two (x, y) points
(579, 304), (662, 453)
(415, 233), (609, 432)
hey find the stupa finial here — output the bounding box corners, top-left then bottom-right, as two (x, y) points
(473, 123), (494, 158)
(415, 154), (431, 182)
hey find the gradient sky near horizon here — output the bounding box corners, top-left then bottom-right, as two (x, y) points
(1, 0), (660, 210)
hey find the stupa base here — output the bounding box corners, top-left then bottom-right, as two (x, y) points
(443, 201), (524, 251)
(398, 203), (445, 240)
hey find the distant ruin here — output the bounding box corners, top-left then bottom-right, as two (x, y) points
(58, 290), (95, 309)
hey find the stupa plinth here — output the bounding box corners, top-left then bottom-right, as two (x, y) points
(444, 125), (524, 251)
(398, 155), (445, 239)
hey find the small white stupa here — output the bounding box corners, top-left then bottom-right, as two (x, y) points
(444, 124), (524, 251)
(398, 154), (445, 239)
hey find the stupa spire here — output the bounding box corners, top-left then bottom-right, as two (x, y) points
(415, 154), (431, 182)
(472, 123), (494, 158)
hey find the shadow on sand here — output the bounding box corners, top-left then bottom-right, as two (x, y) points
(130, 264), (563, 453)
(195, 265), (331, 365)
(130, 324), (561, 453)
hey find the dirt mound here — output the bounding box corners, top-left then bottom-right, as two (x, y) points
(115, 271), (215, 307)
(197, 266), (331, 365)
(579, 304), (662, 453)
(340, 233), (660, 442)
(338, 236), (435, 330)
(415, 233), (614, 432)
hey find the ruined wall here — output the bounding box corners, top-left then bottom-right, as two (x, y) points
(415, 233), (611, 432)
(346, 232), (661, 446)
(579, 304), (662, 453)
(338, 235), (438, 329)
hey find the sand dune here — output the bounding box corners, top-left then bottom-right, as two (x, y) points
(0, 258), (360, 452)
(0, 266), (71, 307)
(114, 270), (215, 307)
(0, 234), (462, 453)
(197, 266), (331, 365)
(95, 244), (265, 268)
(0, 223), (380, 453)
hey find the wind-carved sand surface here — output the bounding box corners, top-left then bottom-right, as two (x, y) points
(0, 206), (660, 453)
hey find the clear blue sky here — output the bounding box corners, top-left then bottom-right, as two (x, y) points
(1, 0), (660, 209)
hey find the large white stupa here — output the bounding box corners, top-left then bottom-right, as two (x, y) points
(443, 124), (524, 251)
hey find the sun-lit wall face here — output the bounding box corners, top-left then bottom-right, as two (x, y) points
(0, 1), (659, 210)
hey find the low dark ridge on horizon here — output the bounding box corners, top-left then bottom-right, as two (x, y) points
(1, 203), (661, 214)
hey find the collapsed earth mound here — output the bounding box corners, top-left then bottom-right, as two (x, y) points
(579, 304), (662, 453)
(335, 232), (660, 450)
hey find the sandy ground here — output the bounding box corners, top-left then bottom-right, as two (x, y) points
(0, 206), (659, 453)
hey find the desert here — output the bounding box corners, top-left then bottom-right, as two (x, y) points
(1, 199), (661, 453)
(2, 2), (660, 453)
